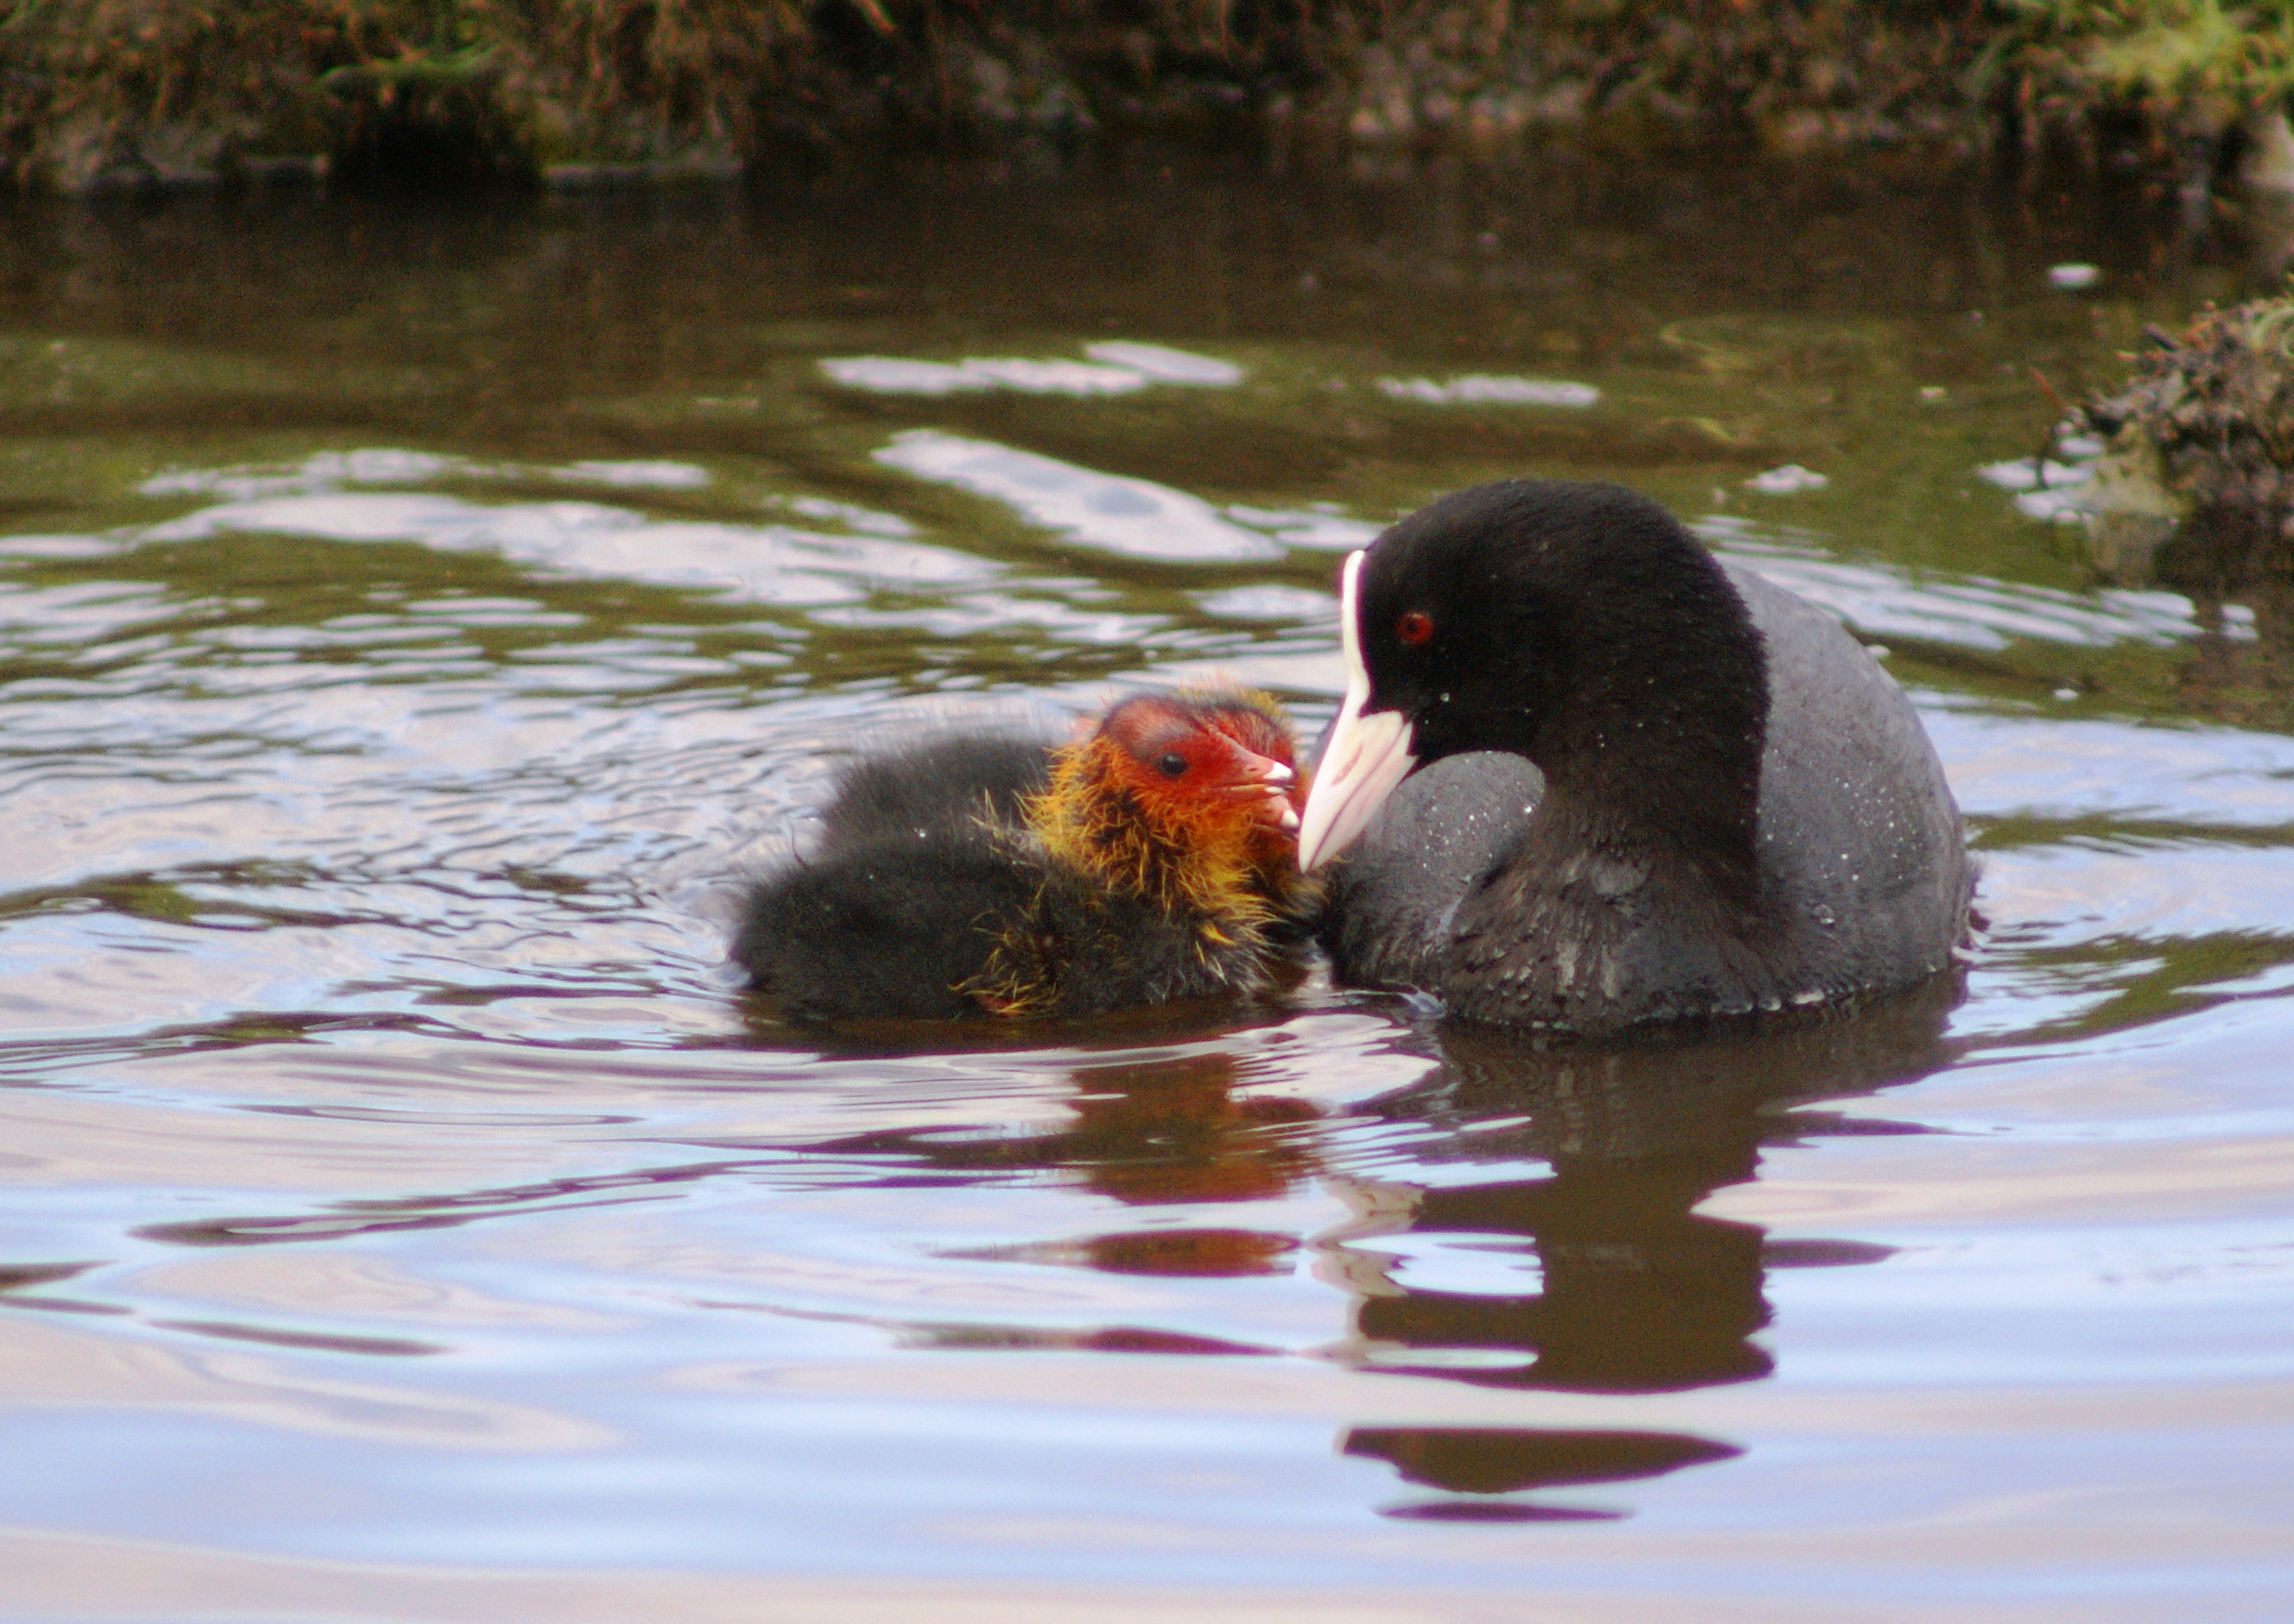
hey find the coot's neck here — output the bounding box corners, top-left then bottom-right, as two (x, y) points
(1517, 585), (1768, 915)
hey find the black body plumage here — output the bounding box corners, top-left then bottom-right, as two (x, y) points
(1314, 480), (1975, 1033)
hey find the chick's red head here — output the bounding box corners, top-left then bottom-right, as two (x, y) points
(1092, 692), (1302, 838)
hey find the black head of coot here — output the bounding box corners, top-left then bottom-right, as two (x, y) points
(1317, 480), (1769, 909)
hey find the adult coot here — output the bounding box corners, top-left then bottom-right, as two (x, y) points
(1299, 480), (1974, 1034)
(735, 689), (1315, 1022)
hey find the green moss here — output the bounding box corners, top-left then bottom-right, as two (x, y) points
(1982, 0), (2294, 120)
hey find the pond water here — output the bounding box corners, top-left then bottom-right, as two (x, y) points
(3, 162), (2291, 1621)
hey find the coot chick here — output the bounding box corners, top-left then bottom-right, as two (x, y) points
(1299, 480), (1974, 1034)
(733, 689), (1314, 1022)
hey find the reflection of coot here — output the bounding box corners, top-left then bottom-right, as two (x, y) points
(1349, 1177), (1774, 1391)
(800, 1050), (1317, 1210)
(1300, 480), (1975, 1033)
(733, 690), (1313, 1021)
(1346, 1425), (1743, 1522)
(1346, 1425), (1740, 1493)
(1323, 982), (1958, 1394)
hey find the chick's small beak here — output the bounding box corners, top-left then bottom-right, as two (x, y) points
(1224, 752), (1300, 833)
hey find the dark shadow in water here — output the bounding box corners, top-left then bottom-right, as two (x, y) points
(803, 977), (1960, 1410)
(0, 1259), (128, 1318)
(144, 1319), (446, 1357)
(132, 1160), (742, 1247)
(2162, 555), (2294, 734)
(1323, 981), (1959, 1398)
(731, 979), (1318, 1059)
(807, 1050), (1319, 1216)
(1379, 1499), (1623, 1523)
(945, 1225), (1299, 1278)
(1321, 983), (1958, 1516)
(1348, 1425), (1741, 1493)
(1346, 1424), (1742, 1520)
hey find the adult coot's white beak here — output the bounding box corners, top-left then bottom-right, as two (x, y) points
(1298, 551), (1417, 870)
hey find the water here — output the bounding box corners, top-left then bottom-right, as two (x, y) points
(2, 165), (2291, 1620)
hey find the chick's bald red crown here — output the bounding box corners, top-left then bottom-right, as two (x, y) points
(1086, 692), (1304, 835)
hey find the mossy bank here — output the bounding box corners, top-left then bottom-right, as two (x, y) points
(6, 1), (2294, 190)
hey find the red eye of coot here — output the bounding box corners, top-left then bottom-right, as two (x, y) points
(1396, 610), (1435, 646)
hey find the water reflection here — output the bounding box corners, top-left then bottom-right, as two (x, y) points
(832, 993), (1960, 1516)
(1345, 1425), (1742, 1522)
(816, 1050), (1318, 1210)
(1318, 984), (1959, 1396)
(875, 429), (1285, 562)
(798, 985), (1958, 1405)
(1310, 992), (1958, 1517)
(2161, 558), (2294, 732)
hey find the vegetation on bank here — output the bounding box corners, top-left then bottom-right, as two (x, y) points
(2077, 292), (2294, 587)
(4, 1), (2294, 190)
(2064, 285), (2294, 723)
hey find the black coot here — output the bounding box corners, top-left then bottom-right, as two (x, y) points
(1299, 480), (1974, 1034)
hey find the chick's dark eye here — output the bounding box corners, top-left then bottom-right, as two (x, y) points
(1157, 752), (1188, 778)
(1396, 610), (1435, 646)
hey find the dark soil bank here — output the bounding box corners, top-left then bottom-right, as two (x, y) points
(6, 1), (2294, 192)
